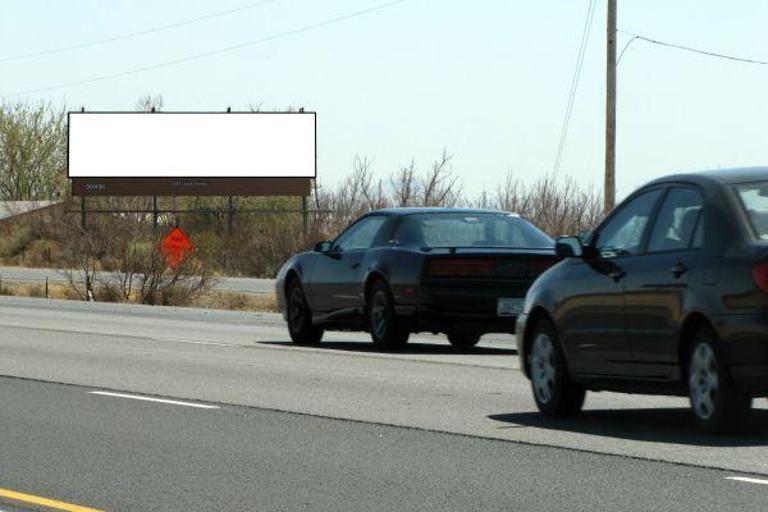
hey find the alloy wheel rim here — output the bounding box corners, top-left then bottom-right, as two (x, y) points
(372, 291), (388, 338)
(531, 333), (556, 404)
(288, 287), (305, 331)
(689, 343), (719, 420)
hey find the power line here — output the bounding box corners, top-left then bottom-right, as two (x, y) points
(7, 0), (409, 97)
(0, 0), (280, 63)
(618, 30), (768, 66)
(552, 0), (597, 174)
(616, 34), (639, 65)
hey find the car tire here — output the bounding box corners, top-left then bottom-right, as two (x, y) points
(368, 280), (410, 350)
(447, 328), (481, 348)
(528, 319), (585, 417)
(286, 279), (324, 345)
(687, 328), (751, 434)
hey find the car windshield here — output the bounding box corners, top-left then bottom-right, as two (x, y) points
(395, 213), (553, 248)
(735, 182), (768, 240)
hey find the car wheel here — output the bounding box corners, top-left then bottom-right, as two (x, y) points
(528, 319), (585, 417)
(447, 328), (481, 348)
(368, 280), (410, 350)
(687, 328), (751, 433)
(286, 279), (323, 345)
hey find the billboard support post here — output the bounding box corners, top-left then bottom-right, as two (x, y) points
(301, 195), (308, 236)
(152, 196), (158, 229)
(227, 196), (235, 233)
(80, 196), (87, 231)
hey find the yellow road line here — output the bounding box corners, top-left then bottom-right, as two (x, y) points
(0, 487), (104, 512)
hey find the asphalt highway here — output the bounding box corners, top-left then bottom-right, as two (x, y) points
(1, 295), (768, 510)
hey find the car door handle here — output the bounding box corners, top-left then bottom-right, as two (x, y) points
(350, 262), (360, 269)
(671, 263), (689, 277)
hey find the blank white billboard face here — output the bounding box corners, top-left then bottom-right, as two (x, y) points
(68, 112), (316, 178)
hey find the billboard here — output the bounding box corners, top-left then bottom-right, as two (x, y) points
(69, 111), (315, 196)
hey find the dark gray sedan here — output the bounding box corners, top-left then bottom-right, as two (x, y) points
(276, 208), (556, 349)
(517, 167), (768, 433)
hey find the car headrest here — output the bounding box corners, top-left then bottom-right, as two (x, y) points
(398, 220), (425, 246)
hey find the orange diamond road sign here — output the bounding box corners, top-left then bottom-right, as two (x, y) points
(160, 227), (195, 269)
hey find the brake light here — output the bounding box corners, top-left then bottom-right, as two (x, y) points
(753, 261), (768, 293)
(427, 258), (496, 277)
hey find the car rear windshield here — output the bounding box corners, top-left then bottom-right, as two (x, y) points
(394, 213), (553, 248)
(736, 182), (768, 240)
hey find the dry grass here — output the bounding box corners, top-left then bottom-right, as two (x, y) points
(190, 291), (278, 312)
(0, 282), (80, 300)
(0, 281), (278, 313)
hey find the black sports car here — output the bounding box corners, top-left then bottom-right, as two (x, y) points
(276, 208), (557, 349)
(516, 167), (768, 433)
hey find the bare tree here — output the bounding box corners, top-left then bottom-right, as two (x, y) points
(53, 210), (213, 305)
(390, 159), (417, 207)
(485, 171), (603, 237)
(135, 94), (164, 112)
(420, 149), (461, 207)
(58, 219), (99, 301)
(387, 151), (462, 208)
(0, 101), (67, 200)
(247, 101), (264, 112)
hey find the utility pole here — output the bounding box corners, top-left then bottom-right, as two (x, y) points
(604, 0), (617, 213)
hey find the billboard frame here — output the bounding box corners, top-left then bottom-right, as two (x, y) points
(68, 109), (316, 196)
(67, 109), (321, 230)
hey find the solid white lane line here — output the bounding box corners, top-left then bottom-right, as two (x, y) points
(725, 476), (768, 485)
(158, 338), (237, 347)
(88, 391), (220, 409)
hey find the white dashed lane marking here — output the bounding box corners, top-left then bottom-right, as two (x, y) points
(725, 476), (768, 486)
(88, 391), (220, 409)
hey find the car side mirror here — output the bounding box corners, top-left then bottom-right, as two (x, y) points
(314, 241), (332, 253)
(555, 236), (584, 258)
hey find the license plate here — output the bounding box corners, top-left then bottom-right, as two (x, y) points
(497, 298), (524, 317)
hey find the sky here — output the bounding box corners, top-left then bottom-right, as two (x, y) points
(1, 0), (766, 200)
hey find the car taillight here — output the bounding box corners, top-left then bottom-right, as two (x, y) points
(427, 258), (496, 277)
(752, 261), (768, 293)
